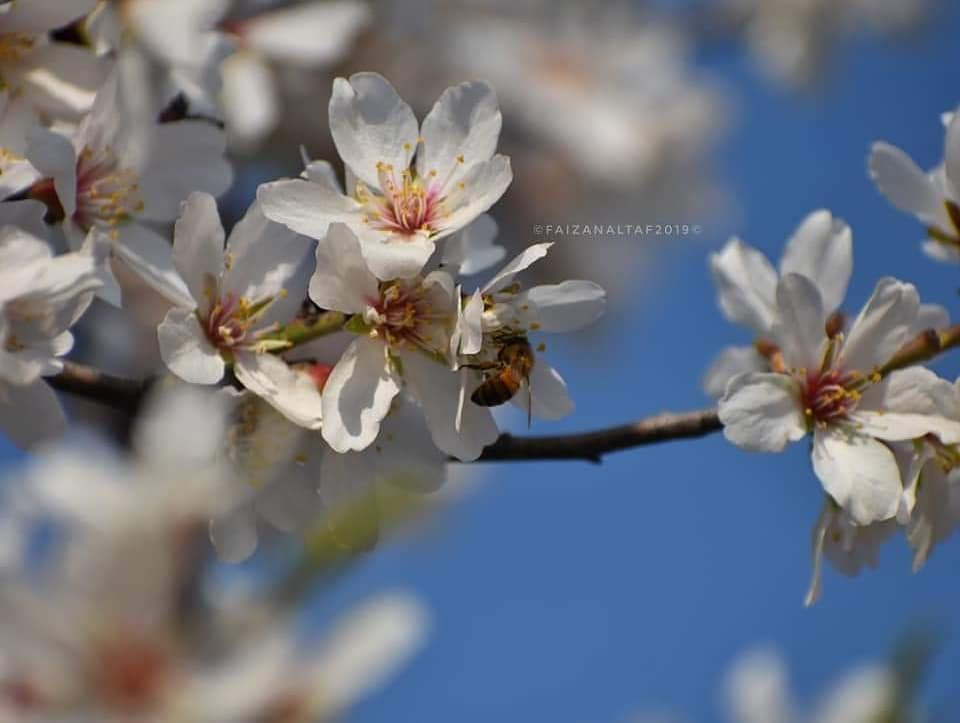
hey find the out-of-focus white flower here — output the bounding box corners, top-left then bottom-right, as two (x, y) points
(25, 69), (233, 306)
(456, 241), (606, 422)
(185, 591), (429, 722)
(307, 222), (498, 459)
(211, 389), (446, 561)
(722, 0), (930, 87)
(805, 497), (897, 606)
(0, 225), (103, 449)
(723, 647), (795, 723)
(157, 192), (322, 429)
(0, 386), (428, 720)
(705, 210), (854, 398)
(446, 10), (722, 191)
(870, 108), (960, 263)
(719, 275), (960, 526)
(723, 646), (899, 723)
(98, 0), (370, 148)
(884, 376), (960, 573)
(86, 0), (233, 120)
(259, 72), (512, 280)
(220, 0), (371, 148)
(0, 0), (106, 123)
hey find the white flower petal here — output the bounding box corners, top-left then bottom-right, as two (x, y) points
(514, 280), (606, 333)
(358, 229), (436, 281)
(234, 351), (323, 430)
(483, 242), (552, 294)
(1, 0), (97, 33)
(710, 238), (778, 335)
(25, 126), (78, 217)
(172, 192), (224, 306)
(417, 81), (501, 189)
(944, 110), (960, 198)
(439, 214), (504, 276)
(436, 154), (512, 235)
(771, 273), (826, 370)
(779, 210), (852, 313)
(718, 372), (806, 452)
(321, 337), (400, 452)
(403, 353), (498, 461)
(703, 345), (768, 399)
(812, 427), (902, 525)
(869, 141), (948, 229)
(112, 223), (194, 307)
(457, 290), (484, 356)
(242, 1), (370, 67)
(309, 223), (380, 313)
(328, 73), (419, 191)
(137, 121), (233, 222)
(157, 307), (225, 384)
(222, 200), (312, 309)
(838, 277), (919, 372)
(511, 361), (574, 421)
(221, 50), (278, 148)
(257, 177), (361, 241)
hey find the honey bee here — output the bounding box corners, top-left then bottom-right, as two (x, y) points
(470, 336), (535, 424)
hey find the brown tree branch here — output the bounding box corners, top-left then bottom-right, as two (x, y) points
(473, 408), (723, 463)
(48, 361), (723, 461)
(48, 361), (150, 413)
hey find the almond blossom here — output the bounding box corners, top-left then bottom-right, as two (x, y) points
(704, 209), (853, 398)
(0, 387), (427, 722)
(869, 108), (960, 263)
(456, 242), (606, 423)
(157, 192), (323, 430)
(0, 224), (103, 449)
(0, 0), (106, 123)
(719, 273), (960, 526)
(307, 222), (498, 460)
(258, 73), (512, 280)
(24, 70), (232, 306)
(212, 388), (446, 562)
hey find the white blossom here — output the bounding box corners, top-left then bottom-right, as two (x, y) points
(25, 70), (233, 306)
(0, 0), (106, 123)
(705, 209), (853, 398)
(0, 225), (103, 448)
(157, 192), (321, 429)
(719, 274), (960, 525)
(870, 108), (960, 263)
(258, 72), (512, 280)
(456, 242), (606, 423)
(307, 222), (498, 459)
(212, 388), (446, 561)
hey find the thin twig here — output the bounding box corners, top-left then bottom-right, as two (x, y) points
(48, 361), (149, 413)
(473, 408), (723, 463)
(48, 361), (723, 462)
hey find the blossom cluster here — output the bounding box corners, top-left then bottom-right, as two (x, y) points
(0, 2), (607, 564)
(707, 108), (960, 603)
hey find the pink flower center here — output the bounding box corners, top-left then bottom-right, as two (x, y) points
(359, 156), (469, 237)
(74, 146), (144, 231)
(202, 292), (250, 349)
(366, 280), (449, 354)
(800, 368), (862, 425)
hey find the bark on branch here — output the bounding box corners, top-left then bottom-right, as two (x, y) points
(48, 361), (723, 461)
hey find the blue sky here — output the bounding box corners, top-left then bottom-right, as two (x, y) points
(318, 5), (960, 721)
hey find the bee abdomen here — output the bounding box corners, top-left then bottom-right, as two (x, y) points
(471, 373), (521, 407)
